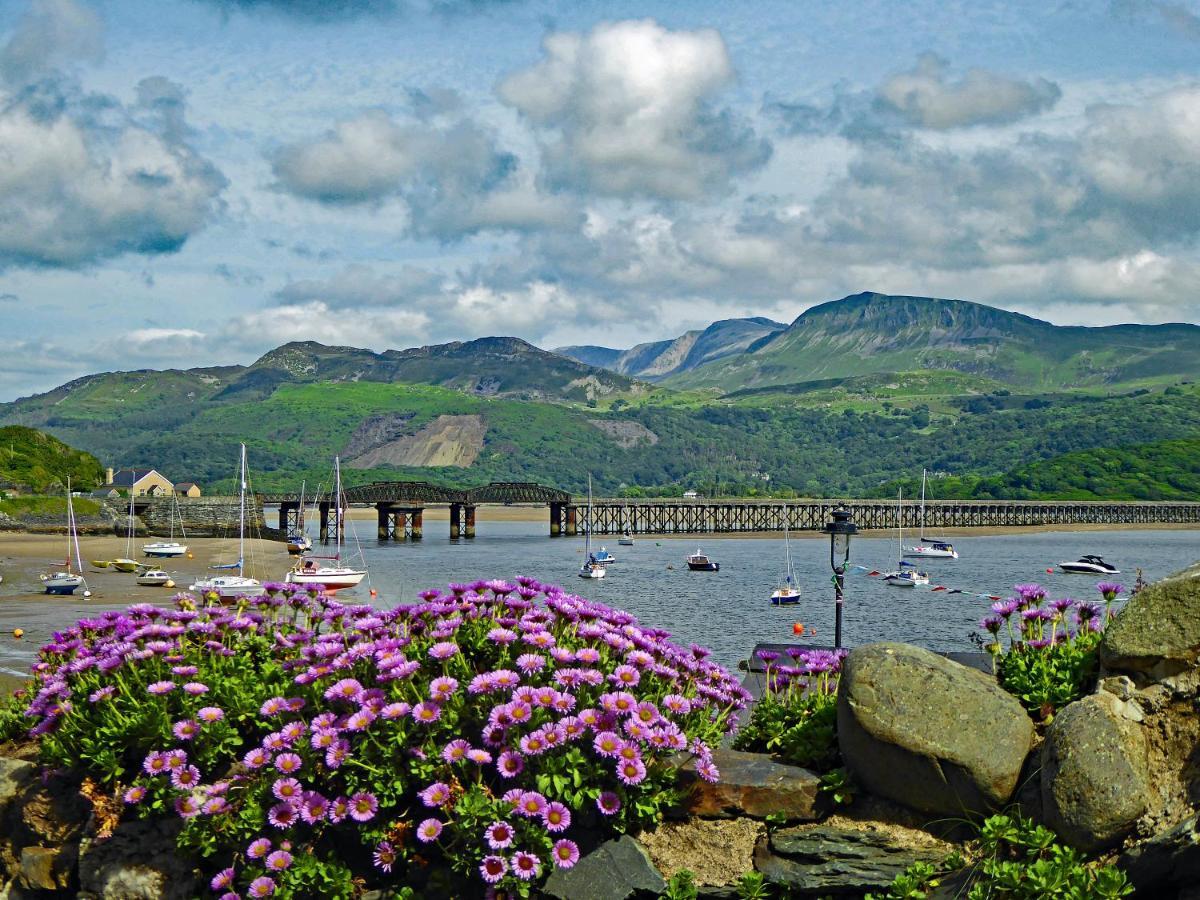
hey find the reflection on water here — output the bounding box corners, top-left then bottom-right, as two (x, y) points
(0, 525), (1195, 677)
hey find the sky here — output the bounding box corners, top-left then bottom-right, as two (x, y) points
(1, 0), (1199, 400)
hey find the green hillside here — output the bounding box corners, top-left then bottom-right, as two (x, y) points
(0, 426), (105, 493)
(666, 293), (1200, 392)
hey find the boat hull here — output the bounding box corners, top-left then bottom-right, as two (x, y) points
(285, 569), (367, 589)
(618, 539), (634, 546)
(112, 559), (139, 573)
(42, 573), (83, 594)
(687, 561), (720, 571)
(578, 566), (606, 579)
(189, 577), (265, 599)
(884, 575), (928, 587)
(770, 589), (801, 605)
(143, 544), (187, 558)
(904, 547), (958, 559)
(136, 574), (172, 587)
(1059, 564), (1120, 575)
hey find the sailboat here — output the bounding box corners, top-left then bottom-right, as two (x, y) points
(883, 488), (929, 587)
(770, 506), (801, 604)
(143, 493), (189, 558)
(285, 458), (367, 591)
(286, 480), (314, 555)
(904, 469), (958, 559)
(111, 492), (140, 572)
(579, 475), (606, 579)
(41, 479), (90, 596)
(188, 444), (264, 600)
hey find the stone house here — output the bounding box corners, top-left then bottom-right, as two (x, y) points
(174, 482), (202, 498)
(104, 468), (174, 497)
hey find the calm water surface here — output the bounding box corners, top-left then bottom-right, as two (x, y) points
(1, 525), (1195, 677)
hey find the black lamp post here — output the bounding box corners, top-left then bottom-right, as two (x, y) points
(822, 507), (858, 649)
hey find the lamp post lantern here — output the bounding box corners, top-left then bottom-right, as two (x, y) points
(822, 507), (858, 650)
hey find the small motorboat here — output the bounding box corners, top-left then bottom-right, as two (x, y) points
(143, 541), (188, 559)
(1059, 555), (1120, 575)
(904, 540), (959, 559)
(618, 533), (634, 546)
(136, 568), (173, 587)
(112, 558), (139, 573)
(883, 561), (929, 587)
(579, 557), (607, 579)
(592, 547), (616, 564)
(189, 575), (265, 600)
(687, 550), (719, 572)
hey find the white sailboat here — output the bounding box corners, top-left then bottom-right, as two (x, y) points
(905, 469), (959, 559)
(112, 492), (140, 572)
(285, 458), (367, 591)
(286, 480), (314, 555)
(143, 493), (188, 558)
(41, 479), (90, 596)
(189, 444), (264, 600)
(770, 506), (801, 604)
(579, 475), (606, 579)
(883, 488), (929, 587)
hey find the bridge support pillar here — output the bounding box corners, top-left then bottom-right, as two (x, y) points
(411, 509), (422, 540)
(565, 505), (577, 537)
(550, 502), (563, 537)
(464, 505), (476, 539)
(319, 501), (331, 543)
(279, 501), (300, 533)
(450, 503), (462, 540)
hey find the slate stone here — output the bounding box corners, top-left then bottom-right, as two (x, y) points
(680, 749), (823, 822)
(1119, 815), (1200, 894)
(1101, 568), (1200, 677)
(755, 825), (944, 894)
(77, 817), (195, 900)
(543, 835), (666, 900)
(0, 759), (36, 812)
(17, 845), (74, 892)
(837, 642), (1033, 816)
(1041, 693), (1151, 853)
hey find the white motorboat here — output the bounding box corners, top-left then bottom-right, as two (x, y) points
(136, 568), (173, 587)
(1059, 555), (1120, 575)
(883, 489), (929, 587)
(618, 533), (634, 546)
(905, 470), (959, 559)
(592, 547), (616, 564)
(285, 459), (367, 591)
(42, 479), (91, 597)
(687, 550), (720, 572)
(578, 475), (607, 579)
(189, 444), (264, 600)
(770, 507), (801, 604)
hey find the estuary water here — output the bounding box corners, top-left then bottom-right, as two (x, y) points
(0, 524), (1195, 679)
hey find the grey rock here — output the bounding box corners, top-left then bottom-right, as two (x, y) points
(77, 817), (195, 900)
(837, 642), (1034, 816)
(1100, 571), (1200, 678)
(1041, 693), (1150, 853)
(679, 749), (823, 822)
(1119, 815), (1200, 894)
(543, 835), (666, 900)
(0, 759), (36, 821)
(755, 825), (945, 894)
(1099, 675), (1136, 701)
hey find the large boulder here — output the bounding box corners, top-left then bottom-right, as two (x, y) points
(837, 642), (1033, 816)
(639, 818), (764, 890)
(542, 835), (665, 900)
(77, 817), (196, 900)
(1119, 814), (1200, 895)
(679, 749), (823, 822)
(1101, 567), (1200, 678)
(1041, 693), (1151, 853)
(755, 823), (947, 894)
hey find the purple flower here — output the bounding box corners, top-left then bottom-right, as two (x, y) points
(373, 841), (397, 873)
(349, 791), (378, 822)
(516, 791), (547, 818)
(172, 719), (199, 741)
(411, 701), (441, 724)
(980, 615), (1003, 635)
(260, 697), (288, 716)
(272, 778), (302, 802)
(419, 782), (450, 808)
(143, 752), (168, 776)
(430, 675), (459, 700)
(429, 641), (459, 660)
(247, 837), (272, 859)
(416, 818), (443, 842)
(617, 757), (647, 785)
(516, 653), (545, 674)
(1097, 582), (1124, 601)
(182, 682), (209, 696)
(480, 855), (508, 884)
(123, 786), (146, 804)
(147, 681), (175, 695)
(485, 821), (515, 849)
(243, 747), (270, 769)
(299, 791), (328, 825)
(265, 850), (293, 872)
(552, 839), (581, 869)
(696, 758), (720, 783)
(273, 752), (302, 774)
(512, 851), (540, 881)
(497, 750), (524, 778)
(593, 731), (623, 758)
(197, 707), (224, 723)
(323, 678), (363, 702)
(248, 876), (275, 898)
(267, 802), (298, 828)
(210, 868), (235, 891)
(171, 765), (201, 790)
(542, 801), (571, 832)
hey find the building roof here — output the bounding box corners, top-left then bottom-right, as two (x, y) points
(175, 482), (199, 490)
(111, 468), (166, 487)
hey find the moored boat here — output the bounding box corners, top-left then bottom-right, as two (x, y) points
(578, 475), (607, 579)
(136, 568), (173, 587)
(1059, 555), (1120, 575)
(618, 533), (634, 546)
(285, 459), (367, 592)
(905, 470), (959, 559)
(592, 547), (616, 564)
(770, 507), (801, 604)
(883, 489), (929, 587)
(687, 550), (719, 572)
(189, 444), (264, 600)
(42, 479), (90, 597)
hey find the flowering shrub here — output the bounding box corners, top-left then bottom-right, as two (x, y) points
(731, 648), (846, 771)
(7, 578), (748, 897)
(978, 582), (1122, 720)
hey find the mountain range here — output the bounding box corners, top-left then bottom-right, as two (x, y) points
(3, 292), (1199, 497)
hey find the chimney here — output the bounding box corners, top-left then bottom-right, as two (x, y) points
(105, 467), (114, 485)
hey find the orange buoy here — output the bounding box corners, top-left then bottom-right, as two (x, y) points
(792, 623), (804, 635)
(12, 629), (23, 639)
(1046, 568), (1053, 574)
(370, 589), (377, 597)
(187, 553), (195, 560)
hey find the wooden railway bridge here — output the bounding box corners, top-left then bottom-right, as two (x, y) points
(256, 481), (1200, 541)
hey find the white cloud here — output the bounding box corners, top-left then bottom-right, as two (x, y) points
(498, 19), (771, 200)
(876, 54), (1061, 129)
(0, 0), (104, 85)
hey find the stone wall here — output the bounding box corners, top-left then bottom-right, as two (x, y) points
(101, 497), (282, 540)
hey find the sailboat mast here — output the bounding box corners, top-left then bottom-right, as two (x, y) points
(238, 443), (247, 577)
(897, 488), (903, 562)
(783, 504), (793, 584)
(919, 469), (927, 541)
(69, 484), (84, 577)
(584, 474), (593, 558)
(335, 457), (342, 562)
